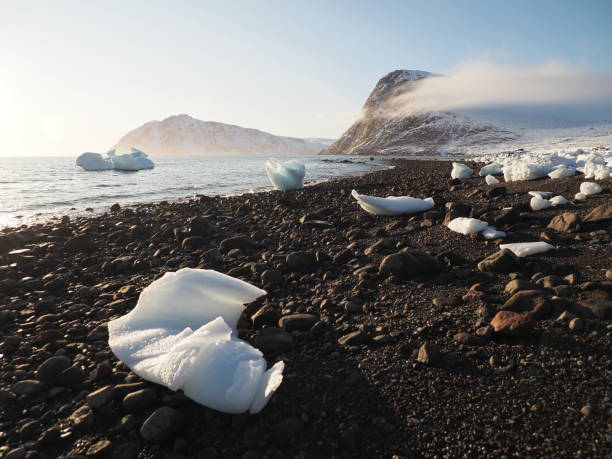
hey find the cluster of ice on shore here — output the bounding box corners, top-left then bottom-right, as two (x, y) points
(351, 190), (434, 215)
(108, 268), (284, 414)
(76, 148), (154, 171)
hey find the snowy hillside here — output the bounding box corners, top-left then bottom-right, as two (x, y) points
(113, 114), (333, 156)
(322, 69), (612, 156)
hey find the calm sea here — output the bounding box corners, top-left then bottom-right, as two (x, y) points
(0, 155), (384, 229)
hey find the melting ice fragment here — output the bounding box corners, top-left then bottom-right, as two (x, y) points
(351, 190), (434, 216)
(549, 195), (568, 206)
(499, 242), (554, 257)
(447, 217), (488, 235)
(528, 191), (553, 199)
(530, 196), (551, 211)
(548, 165), (576, 179)
(76, 152), (113, 171)
(503, 163), (548, 182)
(108, 148), (154, 171)
(485, 175), (500, 185)
(580, 182), (603, 196)
(108, 268), (284, 414)
(482, 226), (506, 240)
(451, 162), (473, 180)
(575, 192), (587, 201)
(265, 159), (305, 190)
(479, 163), (503, 176)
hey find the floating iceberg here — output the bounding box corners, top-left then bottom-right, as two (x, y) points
(485, 175), (500, 185)
(447, 217), (488, 235)
(580, 182), (602, 196)
(451, 162), (473, 180)
(482, 226), (506, 240)
(499, 242), (554, 257)
(479, 163), (503, 176)
(549, 195), (568, 206)
(76, 148), (154, 171)
(108, 268), (284, 414)
(530, 196), (551, 211)
(351, 190), (434, 216)
(76, 152), (113, 171)
(108, 148), (154, 171)
(265, 159), (305, 190)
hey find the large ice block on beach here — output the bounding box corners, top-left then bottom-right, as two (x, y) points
(451, 162), (473, 180)
(265, 159), (305, 190)
(108, 268), (284, 414)
(351, 190), (434, 216)
(499, 242), (554, 257)
(582, 160), (611, 180)
(479, 163), (503, 176)
(485, 175), (500, 185)
(580, 182), (603, 196)
(548, 165), (576, 179)
(76, 152), (113, 171)
(447, 217), (488, 235)
(108, 148), (154, 171)
(503, 163), (548, 182)
(550, 195), (568, 206)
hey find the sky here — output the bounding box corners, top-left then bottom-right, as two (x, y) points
(1, 0), (611, 156)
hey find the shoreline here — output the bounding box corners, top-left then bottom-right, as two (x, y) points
(0, 159), (610, 458)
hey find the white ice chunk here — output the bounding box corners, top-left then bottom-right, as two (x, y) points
(575, 192), (587, 201)
(499, 242), (554, 257)
(451, 162), (473, 180)
(76, 152), (113, 171)
(265, 159), (305, 190)
(482, 226), (506, 240)
(485, 175), (500, 185)
(583, 161), (611, 180)
(351, 190), (434, 216)
(479, 163), (503, 176)
(528, 191), (553, 199)
(548, 165), (576, 179)
(580, 182), (602, 196)
(108, 268), (283, 414)
(503, 163), (548, 182)
(447, 217), (488, 235)
(530, 196), (552, 211)
(549, 195), (568, 206)
(108, 148), (154, 171)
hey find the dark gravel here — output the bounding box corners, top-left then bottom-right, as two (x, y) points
(0, 159), (610, 458)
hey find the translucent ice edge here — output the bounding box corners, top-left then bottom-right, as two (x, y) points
(499, 241), (554, 257)
(108, 268), (284, 414)
(351, 190), (434, 216)
(265, 159), (306, 190)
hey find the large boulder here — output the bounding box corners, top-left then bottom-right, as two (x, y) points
(379, 251), (444, 278)
(490, 311), (535, 337)
(477, 250), (521, 273)
(583, 203), (612, 223)
(547, 212), (580, 232)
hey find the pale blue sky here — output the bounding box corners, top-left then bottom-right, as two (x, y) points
(1, 0), (611, 156)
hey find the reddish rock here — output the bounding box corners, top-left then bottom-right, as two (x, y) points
(490, 311), (535, 337)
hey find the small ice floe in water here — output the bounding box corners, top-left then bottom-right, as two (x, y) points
(530, 196), (552, 211)
(265, 159), (305, 190)
(108, 268), (284, 414)
(575, 192), (587, 201)
(447, 217), (488, 235)
(549, 195), (568, 206)
(499, 241), (554, 257)
(479, 163), (503, 176)
(108, 148), (154, 171)
(580, 182), (603, 196)
(485, 175), (500, 185)
(482, 226), (506, 240)
(76, 148), (154, 171)
(76, 152), (113, 170)
(548, 165), (576, 179)
(351, 190), (434, 216)
(451, 162), (473, 180)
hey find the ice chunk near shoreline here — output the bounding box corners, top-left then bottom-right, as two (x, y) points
(265, 159), (305, 190)
(583, 161), (611, 180)
(580, 182), (602, 196)
(108, 148), (154, 171)
(528, 191), (553, 199)
(351, 190), (434, 216)
(479, 163), (503, 176)
(76, 152), (113, 171)
(482, 226), (506, 240)
(447, 217), (488, 235)
(550, 195), (568, 206)
(548, 165), (576, 179)
(485, 175), (500, 185)
(530, 196), (551, 211)
(108, 268), (284, 414)
(503, 163), (548, 182)
(451, 162), (473, 180)
(499, 242), (554, 257)
(575, 192), (587, 201)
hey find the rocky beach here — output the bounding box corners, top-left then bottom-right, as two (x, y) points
(0, 159), (611, 458)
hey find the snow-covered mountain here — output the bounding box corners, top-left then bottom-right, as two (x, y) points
(113, 114), (333, 156)
(322, 69), (612, 156)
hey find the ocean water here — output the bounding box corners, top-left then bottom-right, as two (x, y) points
(0, 155), (384, 229)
